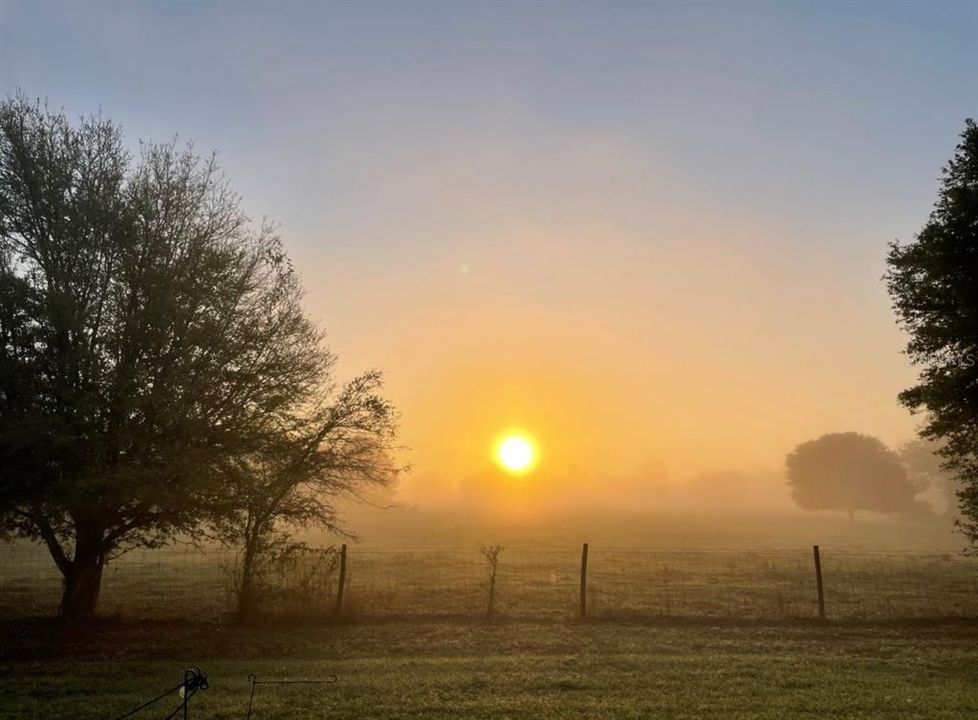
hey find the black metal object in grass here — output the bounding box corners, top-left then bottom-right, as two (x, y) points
(108, 667), (208, 720)
(245, 673), (338, 719)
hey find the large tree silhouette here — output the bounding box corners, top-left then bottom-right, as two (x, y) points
(785, 432), (916, 522)
(886, 119), (978, 543)
(0, 97), (378, 621)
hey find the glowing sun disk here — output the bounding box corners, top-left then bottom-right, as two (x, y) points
(496, 433), (536, 474)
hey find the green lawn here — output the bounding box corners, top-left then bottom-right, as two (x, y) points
(3, 619), (978, 719)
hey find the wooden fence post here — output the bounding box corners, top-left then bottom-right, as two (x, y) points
(812, 544), (825, 620)
(579, 542), (589, 619)
(335, 543), (347, 615)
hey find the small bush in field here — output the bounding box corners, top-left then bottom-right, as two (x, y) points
(481, 545), (504, 618)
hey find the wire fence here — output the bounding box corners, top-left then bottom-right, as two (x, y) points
(2, 542), (978, 621)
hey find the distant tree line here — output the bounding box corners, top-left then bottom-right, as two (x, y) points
(0, 96), (398, 622)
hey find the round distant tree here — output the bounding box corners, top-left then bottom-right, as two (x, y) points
(785, 432), (916, 522)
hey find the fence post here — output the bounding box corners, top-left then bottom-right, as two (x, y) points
(812, 544), (825, 620)
(335, 543), (347, 615)
(579, 542), (589, 619)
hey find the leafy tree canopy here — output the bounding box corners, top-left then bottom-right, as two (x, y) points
(886, 119), (978, 541)
(0, 95), (358, 620)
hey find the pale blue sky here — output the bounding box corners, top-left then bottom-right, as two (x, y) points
(3, 2), (974, 246)
(2, 1), (977, 484)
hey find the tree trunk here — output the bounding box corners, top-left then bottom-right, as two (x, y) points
(60, 524), (106, 623)
(236, 542), (258, 622)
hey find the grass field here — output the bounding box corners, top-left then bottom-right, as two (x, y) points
(6, 541), (978, 717)
(4, 543), (978, 622)
(3, 618), (978, 719)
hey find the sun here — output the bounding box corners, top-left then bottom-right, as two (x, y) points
(494, 432), (538, 475)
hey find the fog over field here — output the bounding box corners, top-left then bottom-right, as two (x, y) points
(3, 3), (978, 718)
(336, 474), (961, 551)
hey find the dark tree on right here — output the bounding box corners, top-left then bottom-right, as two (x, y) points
(886, 118), (978, 542)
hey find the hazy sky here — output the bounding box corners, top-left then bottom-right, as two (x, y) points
(2, 1), (976, 508)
